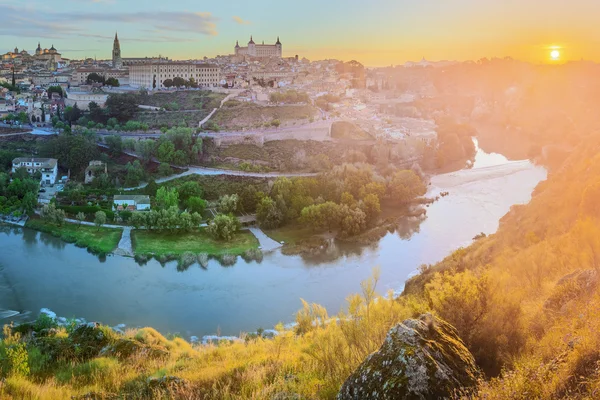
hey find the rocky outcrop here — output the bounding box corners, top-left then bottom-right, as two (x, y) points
(544, 269), (599, 313)
(337, 314), (480, 400)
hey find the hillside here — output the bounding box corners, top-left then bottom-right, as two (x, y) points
(2, 127), (600, 399)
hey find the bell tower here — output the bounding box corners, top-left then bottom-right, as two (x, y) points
(112, 32), (122, 69)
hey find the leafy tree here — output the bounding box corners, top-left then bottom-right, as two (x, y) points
(186, 196), (207, 214)
(155, 187), (179, 210)
(144, 179), (158, 196)
(339, 205), (367, 237)
(130, 212), (147, 229)
(163, 79), (174, 88)
(177, 181), (202, 203)
(40, 133), (99, 176)
(40, 204), (66, 226)
(388, 170), (426, 202)
(218, 194), (239, 214)
(125, 160), (145, 187)
(256, 197), (285, 229)
(104, 135), (123, 155)
(172, 77), (186, 88)
(135, 139), (156, 164)
(207, 214), (241, 241)
(105, 77), (120, 87)
(88, 101), (105, 123)
(105, 94), (139, 122)
(76, 212), (86, 228)
(47, 85), (64, 98)
(340, 192), (356, 207)
(157, 141), (175, 163)
(301, 202), (341, 231)
(158, 163), (172, 177)
(94, 211), (107, 230)
(360, 193), (381, 224)
(86, 73), (106, 84)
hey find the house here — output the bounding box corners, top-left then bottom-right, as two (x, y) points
(12, 157), (58, 185)
(113, 195), (151, 211)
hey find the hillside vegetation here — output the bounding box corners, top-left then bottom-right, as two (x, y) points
(3, 130), (600, 399)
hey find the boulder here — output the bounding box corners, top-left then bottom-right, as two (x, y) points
(337, 313), (480, 400)
(544, 269), (599, 313)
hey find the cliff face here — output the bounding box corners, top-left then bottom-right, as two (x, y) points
(337, 314), (480, 400)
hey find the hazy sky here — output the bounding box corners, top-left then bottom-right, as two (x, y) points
(2, 0), (600, 66)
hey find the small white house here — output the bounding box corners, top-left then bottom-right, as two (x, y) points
(12, 157), (58, 185)
(113, 195), (151, 211)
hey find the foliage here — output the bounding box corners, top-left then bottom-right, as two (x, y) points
(218, 194), (239, 214)
(94, 211), (107, 230)
(155, 187), (179, 210)
(206, 214), (241, 242)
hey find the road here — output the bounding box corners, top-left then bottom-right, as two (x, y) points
(124, 165), (318, 190)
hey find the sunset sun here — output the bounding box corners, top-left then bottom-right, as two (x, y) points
(551, 49), (561, 60)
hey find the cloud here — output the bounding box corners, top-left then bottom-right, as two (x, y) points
(0, 5), (218, 40)
(232, 16), (251, 25)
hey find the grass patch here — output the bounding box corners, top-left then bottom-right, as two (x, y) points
(264, 225), (316, 246)
(132, 228), (259, 257)
(26, 219), (122, 255)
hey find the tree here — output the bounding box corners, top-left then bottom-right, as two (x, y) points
(155, 187), (179, 210)
(157, 141), (175, 163)
(207, 214), (241, 241)
(360, 193), (381, 224)
(104, 135), (123, 155)
(172, 77), (186, 88)
(339, 205), (367, 237)
(135, 139), (156, 164)
(158, 163), (172, 177)
(388, 170), (426, 202)
(218, 194), (239, 214)
(105, 77), (120, 87)
(130, 212), (146, 229)
(186, 196), (207, 214)
(88, 101), (105, 123)
(177, 181), (202, 203)
(94, 211), (107, 230)
(86, 73), (106, 84)
(63, 103), (83, 126)
(47, 86), (63, 98)
(125, 160), (145, 187)
(105, 93), (139, 122)
(256, 197), (285, 229)
(76, 212), (86, 228)
(163, 79), (174, 88)
(301, 202), (341, 231)
(40, 204), (66, 226)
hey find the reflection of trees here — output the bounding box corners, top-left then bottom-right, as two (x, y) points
(395, 215), (426, 240)
(39, 232), (66, 251)
(21, 229), (38, 248)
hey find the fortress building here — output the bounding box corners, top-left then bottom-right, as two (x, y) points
(235, 36), (282, 58)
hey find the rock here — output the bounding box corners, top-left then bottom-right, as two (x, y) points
(100, 338), (169, 360)
(337, 314), (480, 400)
(544, 269), (599, 313)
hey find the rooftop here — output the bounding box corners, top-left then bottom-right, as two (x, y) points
(113, 195), (151, 205)
(13, 158), (57, 168)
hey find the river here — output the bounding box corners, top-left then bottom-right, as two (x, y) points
(0, 140), (547, 339)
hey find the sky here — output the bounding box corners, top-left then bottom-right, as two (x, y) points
(1, 0), (600, 66)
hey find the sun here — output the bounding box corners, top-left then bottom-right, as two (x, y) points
(551, 50), (560, 60)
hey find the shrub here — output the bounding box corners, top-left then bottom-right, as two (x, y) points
(197, 253), (209, 268)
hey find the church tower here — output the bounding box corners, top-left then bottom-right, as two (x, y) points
(112, 32), (122, 69)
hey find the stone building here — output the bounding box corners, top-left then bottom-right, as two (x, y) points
(84, 161), (107, 184)
(129, 62), (221, 90)
(235, 36), (282, 58)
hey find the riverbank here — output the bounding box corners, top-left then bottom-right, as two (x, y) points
(132, 228), (259, 259)
(25, 219), (122, 255)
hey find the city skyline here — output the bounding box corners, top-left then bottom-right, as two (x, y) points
(2, 0), (600, 66)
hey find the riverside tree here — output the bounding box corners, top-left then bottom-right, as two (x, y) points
(207, 214), (241, 241)
(94, 211), (107, 230)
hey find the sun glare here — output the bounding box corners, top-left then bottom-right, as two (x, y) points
(551, 50), (560, 60)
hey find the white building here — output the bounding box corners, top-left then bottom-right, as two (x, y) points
(128, 62), (221, 90)
(12, 158), (58, 185)
(113, 195), (151, 211)
(65, 87), (108, 110)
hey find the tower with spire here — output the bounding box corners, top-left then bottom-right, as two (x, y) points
(112, 32), (122, 69)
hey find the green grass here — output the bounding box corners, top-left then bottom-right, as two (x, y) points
(264, 225), (316, 246)
(26, 219), (122, 255)
(132, 228), (259, 256)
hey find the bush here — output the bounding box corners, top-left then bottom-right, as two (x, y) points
(197, 253), (209, 268)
